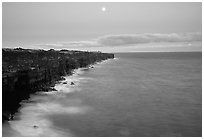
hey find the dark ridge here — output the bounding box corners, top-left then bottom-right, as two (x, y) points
(2, 48), (114, 122)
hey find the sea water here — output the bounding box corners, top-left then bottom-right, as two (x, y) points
(2, 52), (202, 137)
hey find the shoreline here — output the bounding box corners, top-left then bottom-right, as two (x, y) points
(2, 57), (116, 137)
(39, 58), (115, 95)
(3, 57), (115, 122)
(3, 48), (114, 122)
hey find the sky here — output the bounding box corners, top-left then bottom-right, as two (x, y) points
(2, 2), (202, 52)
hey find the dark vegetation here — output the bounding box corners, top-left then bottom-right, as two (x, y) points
(2, 48), (114, 122)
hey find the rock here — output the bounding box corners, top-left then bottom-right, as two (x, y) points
(9, 115), (14, 120)
(33, 125), (38, 128)
(2, 112), (11, 121)
(50, 88), (57, 91)
(83, 68), (89, 71)
(63, 82), (67, 84)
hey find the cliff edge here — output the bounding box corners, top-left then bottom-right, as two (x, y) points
(2, 48), (114, 122)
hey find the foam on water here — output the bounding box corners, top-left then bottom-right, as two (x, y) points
(3, 66), (95, 137)
(3, 58), (117, 137)
(5, 94), (91, 136)
(7, 101), (76, 136)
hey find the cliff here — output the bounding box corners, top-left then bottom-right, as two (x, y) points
(2, 48), (114, 121)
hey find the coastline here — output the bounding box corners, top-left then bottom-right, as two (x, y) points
(2, 57), (116, 137)
(3, 52), (201, 137)
(2, 48), (114, 122)
(45, 58), (116, 94)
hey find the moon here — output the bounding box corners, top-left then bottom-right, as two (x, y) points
(101, 7), (106, 12)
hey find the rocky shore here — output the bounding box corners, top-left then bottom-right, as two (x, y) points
(2, 48), (114, 122)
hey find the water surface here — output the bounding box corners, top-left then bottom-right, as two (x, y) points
(3, 52), (202, 137)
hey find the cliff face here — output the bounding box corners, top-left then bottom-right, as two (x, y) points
(2, 48), (114, 121)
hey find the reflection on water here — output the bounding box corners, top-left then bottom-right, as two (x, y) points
(2, 53), (202, 137)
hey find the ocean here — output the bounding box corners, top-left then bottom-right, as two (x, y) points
(2, 52), (202, 137)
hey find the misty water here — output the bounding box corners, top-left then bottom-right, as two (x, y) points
(2, 52), (202, 137)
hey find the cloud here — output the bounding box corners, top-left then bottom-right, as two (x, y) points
(61, 40), (98, 48)
(32, 32), (201, 50)
(97, 32), (202, 46)
(34, 44), (61, 49)
(33, 41), (99, 49)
